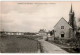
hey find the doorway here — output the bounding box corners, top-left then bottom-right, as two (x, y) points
(61, 34), (64, 38)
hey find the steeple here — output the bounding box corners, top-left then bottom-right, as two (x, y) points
(70, 4), (72, 13)
(68, 4), (77, 31)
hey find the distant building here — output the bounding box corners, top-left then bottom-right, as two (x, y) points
(0, 31), (24, 36)
(38, 29), (47, 40)
(5, 32), (24, 35)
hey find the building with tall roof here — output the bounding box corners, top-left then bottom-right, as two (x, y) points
(54, 5), (77, 39)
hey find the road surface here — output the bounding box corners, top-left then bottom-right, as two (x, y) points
(39, 40), (68, 53)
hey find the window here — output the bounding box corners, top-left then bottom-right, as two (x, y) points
(61, 26), (64, 29)
(61, 34), (64, 38)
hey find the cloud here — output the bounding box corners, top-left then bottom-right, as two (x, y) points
(1, 2), (80, 32)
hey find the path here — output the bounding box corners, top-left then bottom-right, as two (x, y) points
(39, 40), (68, 53)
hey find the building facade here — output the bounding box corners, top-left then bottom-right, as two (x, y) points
(54, 17), (72, 39)
(54, 5), (76, 39)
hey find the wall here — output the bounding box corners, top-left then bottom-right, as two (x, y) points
(54, 18), (72, 39)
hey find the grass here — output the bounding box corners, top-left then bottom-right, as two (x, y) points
(0, 35), (41, 53)
(48, 40), (80, 53)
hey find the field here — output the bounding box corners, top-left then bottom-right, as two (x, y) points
(0, 35), (41, 53)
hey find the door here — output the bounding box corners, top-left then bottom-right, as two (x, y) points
(61, 34), (64, 38)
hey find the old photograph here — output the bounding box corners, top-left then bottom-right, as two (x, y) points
(0, 1), (80, 53)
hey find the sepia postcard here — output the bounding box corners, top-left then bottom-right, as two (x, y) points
(0, 1), (80, 53)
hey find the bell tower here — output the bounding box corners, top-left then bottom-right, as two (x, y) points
(68, 4), (76, 31)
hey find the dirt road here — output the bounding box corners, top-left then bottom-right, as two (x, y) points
(39, 40), (68, 53)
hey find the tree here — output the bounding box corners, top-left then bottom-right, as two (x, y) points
(78, 18), (80, 22)
(77, 18), (80, 28)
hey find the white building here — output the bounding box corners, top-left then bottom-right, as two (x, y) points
(54, 17), (72, 39)
(53, 5), (77, 39)
(39, 29), (47, 40)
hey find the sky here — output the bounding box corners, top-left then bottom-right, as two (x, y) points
(0, 1), (80, 32)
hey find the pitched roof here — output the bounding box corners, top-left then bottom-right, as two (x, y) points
(54, 17), (72, 28)
(39, 29), (46, 33)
